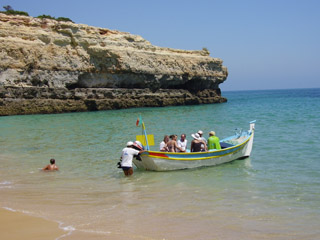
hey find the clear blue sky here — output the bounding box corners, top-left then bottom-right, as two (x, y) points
(1, 0), (319, 91)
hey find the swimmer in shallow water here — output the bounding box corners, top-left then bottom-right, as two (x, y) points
(42, 158), (59, 171)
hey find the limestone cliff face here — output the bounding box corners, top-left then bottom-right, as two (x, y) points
(0, 14), (228, 116)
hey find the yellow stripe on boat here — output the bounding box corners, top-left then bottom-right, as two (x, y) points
(144, 133), (252, 161)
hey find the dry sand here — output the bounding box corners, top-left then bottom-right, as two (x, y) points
(0, 208), (65, 240)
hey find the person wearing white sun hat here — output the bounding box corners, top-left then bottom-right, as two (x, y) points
(191, 133), (207, 152)
(120, 141), (145, 176)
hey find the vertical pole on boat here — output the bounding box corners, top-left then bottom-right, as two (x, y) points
(250, 120), (256, 132)
(142, 121), (150, 150)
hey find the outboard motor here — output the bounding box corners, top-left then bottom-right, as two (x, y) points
(132, 141), (144, 161)
(132, 141), (144, 151)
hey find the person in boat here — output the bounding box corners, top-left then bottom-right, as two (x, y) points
(167, 135), (185, 152)
(159, 135), (169, 152)
(191, 133), (207, 152)
(120, 141), (145, 176)
(42, 158), (59, 171)
(197, 130), (207, 148)
(207, 131), (221, 150)
(177, 134), (187, 152)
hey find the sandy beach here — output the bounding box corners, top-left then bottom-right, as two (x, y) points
(0, 208), (65, 240)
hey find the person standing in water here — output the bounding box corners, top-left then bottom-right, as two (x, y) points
(120, 141), (145, 176)
(42, 158), (59, 171)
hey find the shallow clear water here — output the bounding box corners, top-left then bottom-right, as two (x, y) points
(1, 88), (320, 239)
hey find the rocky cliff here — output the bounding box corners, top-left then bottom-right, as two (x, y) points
(0, 13), (228, 116)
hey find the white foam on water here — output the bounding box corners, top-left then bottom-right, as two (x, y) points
(2, 206), (16, 212)
(56, 222), (76, 240)
(81, 229), (112, 235)
(0, 181), (13, 189)
(21, 209), (32, 215)
(0, 181), (12, 185)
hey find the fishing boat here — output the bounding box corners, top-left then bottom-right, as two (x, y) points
(132, 120), (256, 171)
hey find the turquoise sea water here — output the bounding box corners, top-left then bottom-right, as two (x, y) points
(0, 88), (319, 240)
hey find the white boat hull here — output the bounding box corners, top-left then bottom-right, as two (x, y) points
(133, 121), (255, 171)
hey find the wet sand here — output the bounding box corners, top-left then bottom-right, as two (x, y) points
(0, 208), (65, 240)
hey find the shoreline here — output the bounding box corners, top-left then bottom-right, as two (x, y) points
(0, 208), (66, 240)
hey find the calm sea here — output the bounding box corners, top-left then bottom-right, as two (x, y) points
(0, 88), (319, 240)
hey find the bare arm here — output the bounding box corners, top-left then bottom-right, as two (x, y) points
(42, 165), (50, 171)
(175, 141), (185, 152)
(202, 141), (208, 151)
(191, 141), (194, 152)
(160, 144), (168, 152)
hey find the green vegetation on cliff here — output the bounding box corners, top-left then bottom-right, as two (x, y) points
(1, 5), (73, 22)
(36, 14), (73, 23)
(0, 5), (29, 16)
